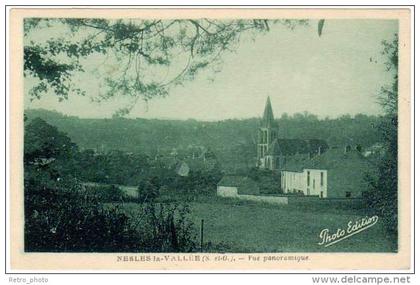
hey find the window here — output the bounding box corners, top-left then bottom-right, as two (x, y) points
(345, 192), (352, 198)
(271, 130), (277, 142)
(320, 191), (324, 198)
(320, 172), (324, 186)
(307, 171), (310, 186)
(263, 130), (268, 143)
(313, 179), (315, 189)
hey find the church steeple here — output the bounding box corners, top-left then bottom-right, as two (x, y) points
(261, 96), (278, 128)
(257, 96), (280, 170)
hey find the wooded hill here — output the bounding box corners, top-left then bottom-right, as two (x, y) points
(25, 109), (384, 171)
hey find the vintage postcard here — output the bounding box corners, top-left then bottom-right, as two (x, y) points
(8, 8), (412, 271)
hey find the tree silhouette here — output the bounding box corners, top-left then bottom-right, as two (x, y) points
(366, 34), (398, 240)
(24, 19), (308, 115)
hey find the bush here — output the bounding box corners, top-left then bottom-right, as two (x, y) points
(131, 203), (197, 252)
(138, 177), (160, 202)
(24, 118), (199, 252)
(25, 171), (199, 252)
(365, 115), (398, 243)
(85, 184), (128, 203)
(24, 172), (141, 252)
(247, 167), (282, 194)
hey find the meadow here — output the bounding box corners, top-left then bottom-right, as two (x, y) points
(115, 196), (396, 253)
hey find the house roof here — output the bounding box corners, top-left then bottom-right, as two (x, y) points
(175, 161), (189, 177)
(175, 161), (189, 170)
(280, 153), (309, 172)
(281, 148), (373, 172)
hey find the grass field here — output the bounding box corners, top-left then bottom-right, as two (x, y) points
(116, 197), (396, 253)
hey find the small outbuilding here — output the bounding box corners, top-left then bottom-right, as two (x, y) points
(216, 176), (260, 197)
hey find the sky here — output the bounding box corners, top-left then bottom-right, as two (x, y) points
(25, 19), (398, 121)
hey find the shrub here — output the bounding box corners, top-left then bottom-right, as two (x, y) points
(247, 167), (282, 194)
(132, 203), (197, 252)
(24, 119), (199, 252)
(85, 184), (128, 203)
(24, 172), (141, 252)
(138, 177), (160, 202)
(365, 115), (398, 243)
(25, 171), (199, 252)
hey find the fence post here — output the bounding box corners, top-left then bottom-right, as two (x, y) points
(200, 219), (204, 252)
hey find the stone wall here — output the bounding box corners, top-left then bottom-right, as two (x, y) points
(235, 194), (289, 205)
(217, 189), (365, 208)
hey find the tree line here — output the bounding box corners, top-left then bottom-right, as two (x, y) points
(25, 109), (385, 172)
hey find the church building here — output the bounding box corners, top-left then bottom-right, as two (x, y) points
(257, 97), (282, 170)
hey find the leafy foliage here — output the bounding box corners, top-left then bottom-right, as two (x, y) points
(24, 117), (79, 177)
(138, 177), (161, 203)
(133, 203), (197, 252)
(25, 174), (139, 252)
(24, 18), (307, 112)
(24, 118), (199, 252)
(366, 34), (398, 238)
(247, 167), (282, 194)
(85, 184), (129, 203)
(75, 149), (151, 185)
(24, 46), (85, 100)
(378, 35), (398, 116)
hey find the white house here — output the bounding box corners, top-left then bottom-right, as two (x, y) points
(281, 171), (304, 194)
(280, 168), (328, 198)
(303, 168), (328, 198)
(280, 145), (376, 198)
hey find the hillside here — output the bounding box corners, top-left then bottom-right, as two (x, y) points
(25, 109), (384, 171)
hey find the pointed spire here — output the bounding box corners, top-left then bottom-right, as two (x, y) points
(261, 96), (277, 127)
